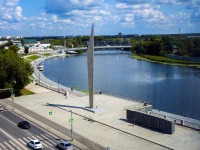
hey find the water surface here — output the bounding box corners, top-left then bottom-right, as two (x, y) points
(43, 50), (200, 120)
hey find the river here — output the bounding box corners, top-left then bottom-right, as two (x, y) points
(43, 50), (200, 120)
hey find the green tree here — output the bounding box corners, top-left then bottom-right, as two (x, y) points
(24, 46), (29, 55)
(0, 46), (33, 95)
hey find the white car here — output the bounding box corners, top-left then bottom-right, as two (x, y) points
(28, 140), (43, 149)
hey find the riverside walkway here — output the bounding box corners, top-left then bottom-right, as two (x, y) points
(3, 83), (200, 150)
(11, 53), (200, 150)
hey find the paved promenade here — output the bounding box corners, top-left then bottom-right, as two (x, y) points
(3, 83), (200, 150)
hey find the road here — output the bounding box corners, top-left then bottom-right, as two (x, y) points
(0, 108), (74, 150)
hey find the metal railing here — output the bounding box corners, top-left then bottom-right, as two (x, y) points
(150, 111), (200, 130)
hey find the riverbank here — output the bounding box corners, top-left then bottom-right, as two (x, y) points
(16, 51), (200, 150)
(30, 51), (200, 127)
(131, 53), (200, 68)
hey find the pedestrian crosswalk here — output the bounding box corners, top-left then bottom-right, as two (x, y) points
(0, 133), (58, 150)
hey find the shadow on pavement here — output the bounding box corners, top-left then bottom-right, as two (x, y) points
(45, 103), (83, 109)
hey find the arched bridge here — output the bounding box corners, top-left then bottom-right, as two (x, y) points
(58, 45), (132, 52)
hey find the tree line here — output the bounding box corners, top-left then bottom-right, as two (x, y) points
(130, 35), (200, 57)
(43, 35), (200, 57)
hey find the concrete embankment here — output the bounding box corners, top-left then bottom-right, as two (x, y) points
(16, 52), (200, 150)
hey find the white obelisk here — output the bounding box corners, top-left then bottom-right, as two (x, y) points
(87, 24), (94, 108)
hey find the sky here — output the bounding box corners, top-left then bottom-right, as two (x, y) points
(0, 0), (200, 37)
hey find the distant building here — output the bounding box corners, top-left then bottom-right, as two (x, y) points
(21, 39), (52, 53)
(118, 32), (123, 38)
(172, 45), (179, 54)
(13, 40), (22, 47)
(6, 36), (11, 39)
(0, 40), (8, 45)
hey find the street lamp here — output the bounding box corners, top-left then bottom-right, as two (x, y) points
(57, 77), (59, 90)
(39, 72), (40, 85)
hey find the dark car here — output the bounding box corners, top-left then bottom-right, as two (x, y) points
(18, 121), (31, 129)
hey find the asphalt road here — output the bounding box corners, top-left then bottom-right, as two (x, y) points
(0, 109), (74, 150)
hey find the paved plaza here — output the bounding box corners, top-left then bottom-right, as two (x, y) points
(4, 83), (200, 150)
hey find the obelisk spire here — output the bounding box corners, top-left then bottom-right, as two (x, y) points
(87, 24), (94, 108)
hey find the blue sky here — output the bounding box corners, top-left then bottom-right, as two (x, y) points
(0, 0), (200, 37)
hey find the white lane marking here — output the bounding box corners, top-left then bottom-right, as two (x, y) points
(40, 134), (56, 145)
(26, 137), (33, 141)
(0, 127), (28, 150)
(45, 134), (59, 144)
(0, 114), (16, 126)
(0, 143), (6, 149)
(35, 135), (49, 147)
(4, 141), (15, 150)
(23, 129), (32, 136)
(23, 137), (29, 143)
(9, 140), (21, 150)
(19, 139), (26, 145)
(48, 147), (55, 150)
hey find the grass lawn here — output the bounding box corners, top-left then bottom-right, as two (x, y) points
(27, 55), (40, 61)
(18, 88), (35, 96)
(42, 53), (51, 57)
(73, 87), (89, 94)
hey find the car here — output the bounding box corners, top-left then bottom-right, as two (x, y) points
(27, 140), (43, 149)
(0, 104), (3, 111)
(56, 141), (73, 150)
(18, 121), (31, 129)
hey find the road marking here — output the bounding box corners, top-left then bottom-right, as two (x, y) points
(26, 136), (33, 140)
(23, 137), (29, 142)
(0, 143), (6, 149)
(40, 134), (56, 145)
(19, 139), (26, 145)
(23, 129), (32, 136)
(35, 135), (49, 147)
(0, 127), (28, 150)
(0, 114), (16, 126)
(4, 141), (15, 150)
(9, 140), (21, 150)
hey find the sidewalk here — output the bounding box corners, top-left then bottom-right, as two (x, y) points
(3, 83), (200, 150)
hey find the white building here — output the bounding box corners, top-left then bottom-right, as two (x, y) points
(0, 40), (8, 45)
(21, 39), (52, 53)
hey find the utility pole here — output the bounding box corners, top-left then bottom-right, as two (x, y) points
(57, 77), (59, 90)
(39, 72), (40, 85)
(11, 88), (14, 110)
(69, 110), (73, 141)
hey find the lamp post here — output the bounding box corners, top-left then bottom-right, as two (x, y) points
(11, 88), (14, 110)
(57, 77), (59, 90)
(38, 72), (40, 85)
(69, 110), (73, 141)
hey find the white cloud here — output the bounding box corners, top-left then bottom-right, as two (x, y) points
(0, 0), (22, 22)
(156, 0), (181, 5)
(38, 22), (45, 29)
(116, 3), (151, 9)
(100, 10), (110, 15)
(5, 0), (19, 7)
(45, 0), (104, 14)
